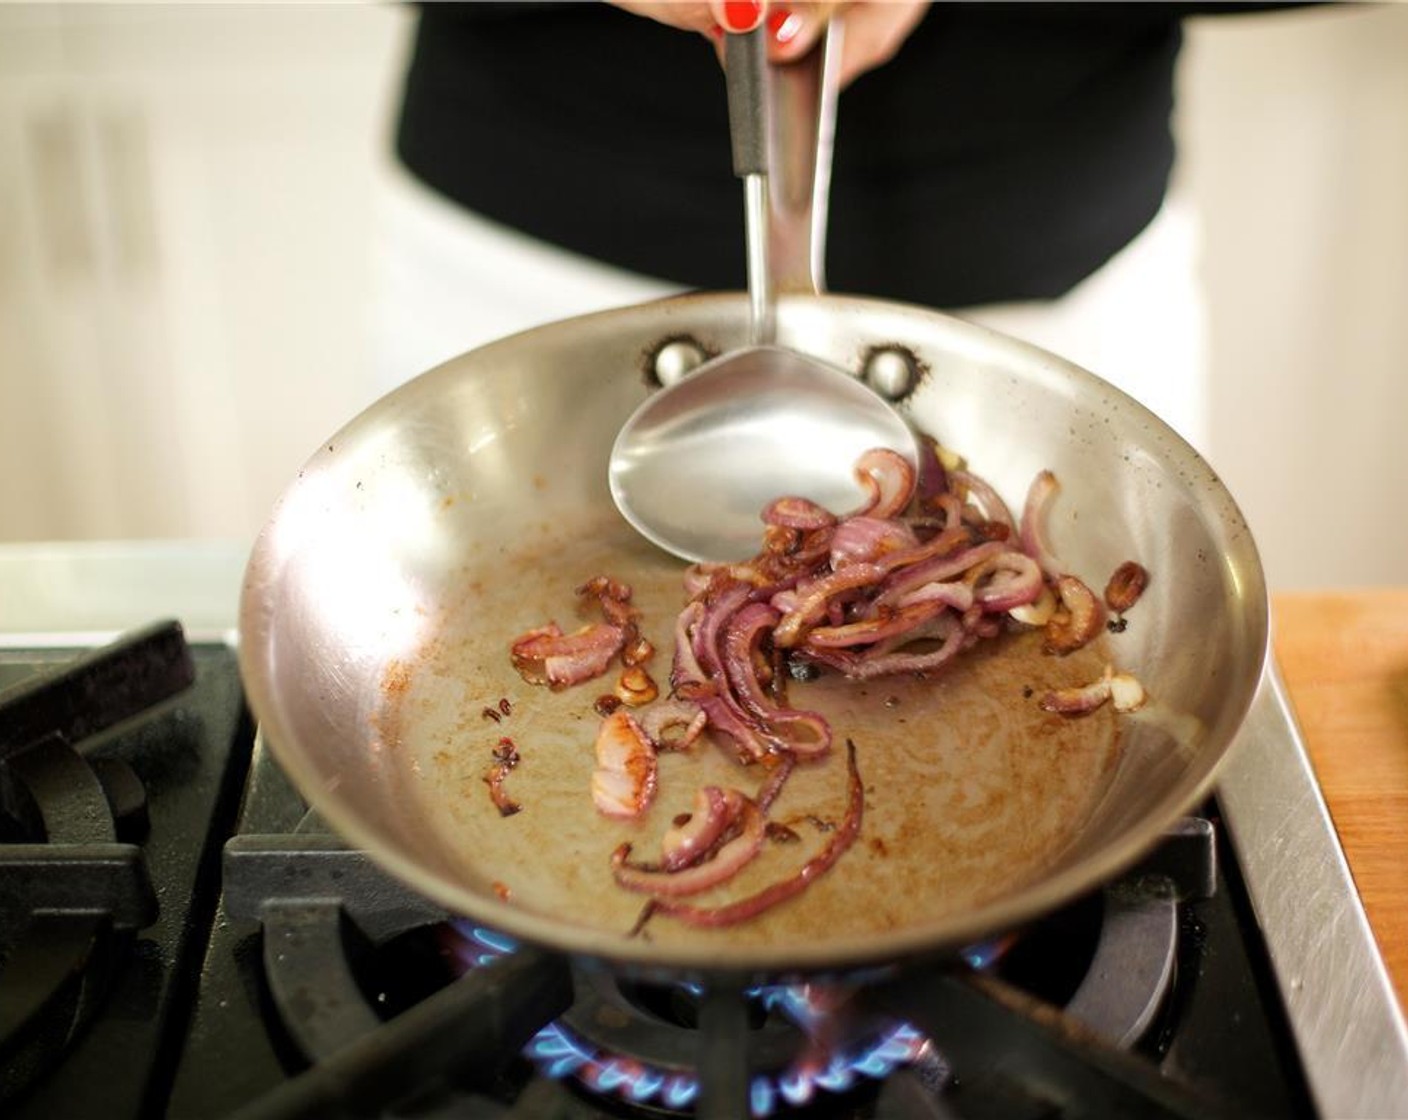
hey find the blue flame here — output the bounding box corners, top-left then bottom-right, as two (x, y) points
(527, 1022), (592, 1080)
(456, 923), (931, 1116)
(662, 1074), (699, 1110)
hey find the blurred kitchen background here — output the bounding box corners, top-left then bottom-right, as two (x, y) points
(0, 2), (1404, 590)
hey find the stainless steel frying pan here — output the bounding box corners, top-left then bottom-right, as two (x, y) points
(237, 284), (1268, 982)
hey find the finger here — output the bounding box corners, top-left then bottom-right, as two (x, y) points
(762, 2), (836, 63)
(834, 1), (929, 87)
(707, 0), (769, 34)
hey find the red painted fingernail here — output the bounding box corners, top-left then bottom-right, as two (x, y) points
(767, 8), (803, 45)
(721, 0), (763, 33)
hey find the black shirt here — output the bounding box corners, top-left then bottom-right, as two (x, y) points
(396, 3), (1188, 309)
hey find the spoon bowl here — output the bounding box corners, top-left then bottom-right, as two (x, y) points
(609, 344), (919, 563)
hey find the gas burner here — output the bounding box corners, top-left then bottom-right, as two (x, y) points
(202, 815), (1224, 1120)
(444, 923), (939, 1116)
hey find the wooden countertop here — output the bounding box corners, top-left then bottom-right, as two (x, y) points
(1272, 590), (1408, 1013)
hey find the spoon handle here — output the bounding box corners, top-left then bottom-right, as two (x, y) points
(725, 28), (769, 178)
(725, 23), (842, 338)
(725, 29), (774, 346)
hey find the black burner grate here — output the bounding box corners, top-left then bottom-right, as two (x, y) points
(178, 747), (1295, 1120)
(0, 626), (251, 1119)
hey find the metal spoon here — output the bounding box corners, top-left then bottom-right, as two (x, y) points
(609, 23), (918, 564)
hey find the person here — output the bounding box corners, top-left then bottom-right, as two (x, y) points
(374, 1), (1239, 451)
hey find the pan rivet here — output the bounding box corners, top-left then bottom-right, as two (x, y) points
(863, 347), (920, 401)
(651, 339), (708, 387)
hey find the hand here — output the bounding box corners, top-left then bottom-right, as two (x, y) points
(609, 2), (931, 88)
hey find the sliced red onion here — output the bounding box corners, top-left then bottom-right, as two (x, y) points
(1039, 671), (1112, 716)
(636, 697), (707, 751)
(914, 437), (950, 508)
(615, 666), (659, 707)
(1108, 671), (1148, 712)
(1019, 469), (1063, 580)
(853, 448), (917, 519)
(1105, 561), (1150, 614)
(1041, 665), (1148, 716)
(828, 516), (920, 570)
(874, 540), (1006, 607)
(483, 759), (522, 817)
(1009, 585), (1057, 627)
(804, 600), (948, 649)
(951, 468), (1015, 534)
(660, 786), (737, 870)
(771, 563), (887, 648)
(891, 580), (974, 613)
(719, 602), (832, 758)
(763, 496), (838, 531)
(1043, 575), (1107, 655)
(754, 750), (797, 813)
(971, 550), (1045, 612)
(591, 709), (658, 819)
(510, 622), (626, 689)
(670, 602), (711, 696)
(649, 742), (863, 927)
(612, 794), (765, 897)
(809, 622), (967, 680)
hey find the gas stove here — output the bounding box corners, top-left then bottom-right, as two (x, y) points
(0, 543), (1405, 1119)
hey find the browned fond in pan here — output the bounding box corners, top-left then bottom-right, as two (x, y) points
(379, 517), (1121, 953)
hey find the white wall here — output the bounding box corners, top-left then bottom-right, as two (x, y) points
(0, 3), (1404, 590)
(0, 3), (412, 540)
(1180, 3), (1408, 589)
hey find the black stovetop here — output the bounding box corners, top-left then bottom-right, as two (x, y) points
(0, 628), (1315, 1119)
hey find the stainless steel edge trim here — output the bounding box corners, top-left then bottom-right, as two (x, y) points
(0, 628), (239, 650)
(1219, 662), (1408, 1120)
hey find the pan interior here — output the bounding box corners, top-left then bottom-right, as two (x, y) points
(376, 514), (1124, 953)
(239, 293), (1267, 972)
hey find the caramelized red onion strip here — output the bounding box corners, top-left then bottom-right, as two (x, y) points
(681, 588), (790, 761)
(803, 600), (949, 649)
(1105, 561), (1150, 614)
(970, 551), (1046, 612)
(649, 741), (864, 928)
(803, 621), (966, 681)
(827, 516), (920, 570)
(1019, 469), (1063, 580)
(636, 697), (707, 751)
(591, 710), (659, 819)
(754, 750), (797, 814)
(871, 540), (1005, 608)
(1039, 671), (1112, 716)
(853, 448), (917, 520)
(510, 622), (626, 690)
(722, 602), (831, 758)
(951, 468), (1015, 533)
(483, 757), (522, 818)
(612, 795), (765, 897)
(659, 786), (737, 870)
(1043, 575), (1107, 655)
(770, 564), (887, 648)
(764, 496), (837, 531)
(914, 437), (949, 508)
